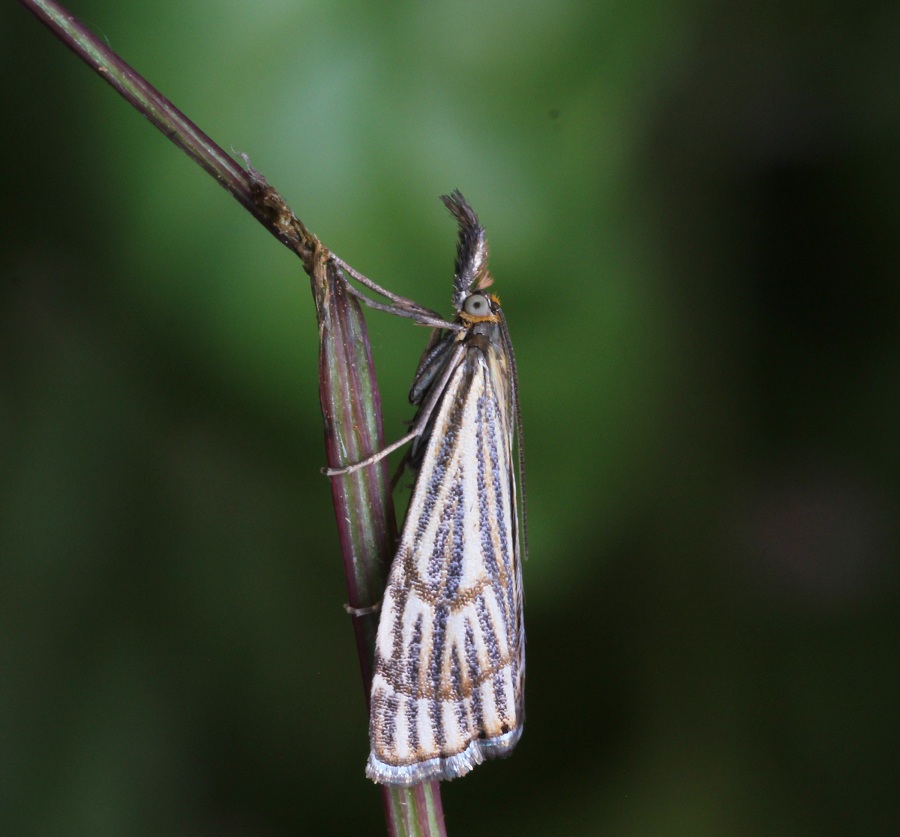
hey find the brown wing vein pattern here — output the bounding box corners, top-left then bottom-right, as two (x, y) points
(366, 342), (523, 786)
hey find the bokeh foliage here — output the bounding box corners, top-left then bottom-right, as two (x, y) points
(3, 1), (899, 834)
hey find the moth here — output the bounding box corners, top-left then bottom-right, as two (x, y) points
(329, 192), (525, 786)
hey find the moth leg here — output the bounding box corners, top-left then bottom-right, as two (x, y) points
(389, 452), (412, 492)
(324, 343), (466, 477)
(323, 427), (421, 477)
(331, 254), (461, 331)
(343, 601), (381, 617)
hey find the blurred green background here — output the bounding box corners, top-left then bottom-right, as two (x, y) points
(3, 1), (899, 834)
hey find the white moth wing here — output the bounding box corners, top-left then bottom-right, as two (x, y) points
(366, 340), (523, 786)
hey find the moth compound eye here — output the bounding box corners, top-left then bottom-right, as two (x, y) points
(464, 294), (490, 316)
